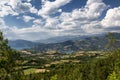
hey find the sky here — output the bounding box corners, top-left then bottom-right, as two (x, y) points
(0, 0), (120, 41)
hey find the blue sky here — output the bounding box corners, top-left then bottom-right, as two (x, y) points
(0, 0), (120, 41)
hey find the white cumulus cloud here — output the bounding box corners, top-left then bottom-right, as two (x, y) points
(23, 15), (35, 22)
(0, 0), (38, 17)
(9, 0), (38, 14)
(38, 0), (71, 17)
(101, 6), (120, 28)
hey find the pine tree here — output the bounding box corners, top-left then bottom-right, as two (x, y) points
(0, 31), (23, 80)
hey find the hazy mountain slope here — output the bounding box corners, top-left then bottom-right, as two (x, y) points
(9, 33), (120, 52)
(36, 35), (91, 43)
(8, 40), (36, 50)
(32, 33), (120, 53)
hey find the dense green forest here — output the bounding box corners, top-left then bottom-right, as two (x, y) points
(0, 31), (120, 80)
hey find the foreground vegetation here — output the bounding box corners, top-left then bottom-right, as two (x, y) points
(19, 49), (120, 80)
(0, 31), (120, 80)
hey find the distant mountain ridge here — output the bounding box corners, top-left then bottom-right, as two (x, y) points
(9, 33), (120, 52)
(36, 35), (91, 43)
(32, 33), (120, 53)
(8, 40), (36, 50)
(8, 35), (91, 49)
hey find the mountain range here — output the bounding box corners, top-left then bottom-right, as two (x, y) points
(35, 35), (91, 43)
(8, 33), (120, 53)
